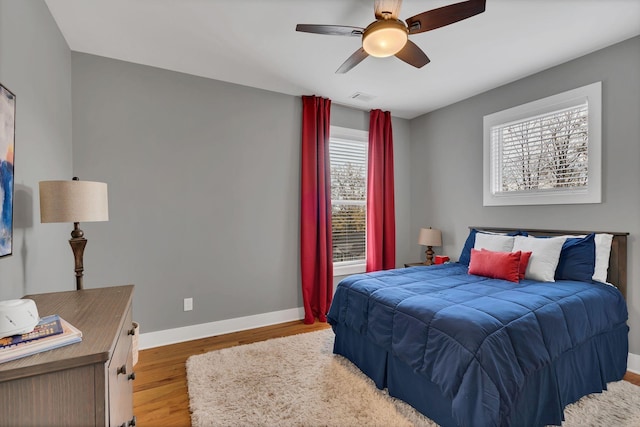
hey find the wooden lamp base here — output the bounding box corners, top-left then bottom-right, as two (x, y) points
(69, 222), (86, 290)
(424, 246), (434, 265)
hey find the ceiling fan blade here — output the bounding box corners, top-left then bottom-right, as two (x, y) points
(395, 40), (430, 68)
(296, 24), (364, 37)
(405, 0), (485, 34)
(374, 0), (402, 20)
(336, 48), (369, 74)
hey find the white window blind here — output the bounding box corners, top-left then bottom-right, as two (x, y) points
(483, 82), (601, 206)
(329, 127), (368, 265)
(492, 103), (589, 193)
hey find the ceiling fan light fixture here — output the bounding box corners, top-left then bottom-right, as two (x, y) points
(362, 19), (408, 57)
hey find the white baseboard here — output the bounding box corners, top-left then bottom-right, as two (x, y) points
(139, 312), (640, 374)
(628, 352), (640, 374)
(138, 307), (305, 350)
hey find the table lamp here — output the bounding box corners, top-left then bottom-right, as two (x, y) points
(418, 227), (442, 266)
(39, 177), (109, 290)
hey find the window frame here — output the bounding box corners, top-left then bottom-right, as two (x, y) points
(483, 81), (602, 206)
(329, 126), (368, 276)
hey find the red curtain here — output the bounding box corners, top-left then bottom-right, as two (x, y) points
(300, 95), (333, 324)
(366, 109), (396, 272)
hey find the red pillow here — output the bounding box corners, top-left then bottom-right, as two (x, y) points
(469, 249), (521, 283)
(479, 249), (532, 280)
(518, 251), (533, 280)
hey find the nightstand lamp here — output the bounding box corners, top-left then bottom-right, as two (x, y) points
(418, 227), (442, 266)
(39, 177), (109, 290)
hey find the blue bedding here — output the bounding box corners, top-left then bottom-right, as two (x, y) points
(327, 263), (628, 427)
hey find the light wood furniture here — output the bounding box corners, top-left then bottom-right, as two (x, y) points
(0, 285), (136, 427)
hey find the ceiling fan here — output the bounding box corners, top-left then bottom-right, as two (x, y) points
(296, 0), (486, 73)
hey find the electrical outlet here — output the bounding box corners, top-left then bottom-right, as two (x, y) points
(183, 297), (193, 311)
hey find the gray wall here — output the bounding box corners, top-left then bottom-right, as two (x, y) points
(0, 1), (73, 299)
(71, 54), (412, 333)
(409, 36), (640, 354)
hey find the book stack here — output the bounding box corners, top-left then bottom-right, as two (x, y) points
(0, 314), (82, 364)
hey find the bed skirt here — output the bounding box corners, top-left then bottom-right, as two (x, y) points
(331, 322), (628, 427)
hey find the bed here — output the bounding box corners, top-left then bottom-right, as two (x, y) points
(327, 227), (629, 427)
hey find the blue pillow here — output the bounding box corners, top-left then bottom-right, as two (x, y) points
(458, 229), (479, 266)
(458, 229), (527, 266)
(555, 233), (596, 282)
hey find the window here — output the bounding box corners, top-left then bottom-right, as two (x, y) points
(483, 82), (601, 206)
(329, 126), (368, 275)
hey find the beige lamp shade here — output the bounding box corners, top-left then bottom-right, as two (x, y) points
(39, 180), (109, 223)
(418, 228), (442, 247)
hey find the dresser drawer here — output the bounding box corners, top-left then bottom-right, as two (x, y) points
(108, 305), (135, 427)
(110, 305), (134, 372)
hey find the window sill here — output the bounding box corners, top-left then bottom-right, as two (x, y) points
(333, 262), (366, 277)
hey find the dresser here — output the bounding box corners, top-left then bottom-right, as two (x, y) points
(0, 285), (136, 427)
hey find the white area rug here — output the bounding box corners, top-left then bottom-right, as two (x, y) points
(186, 329), (640, 426)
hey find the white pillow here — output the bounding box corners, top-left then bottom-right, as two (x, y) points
(474, 233), (515, 253)
(512, 236), (566, 282)
(593, 233), (613, 283)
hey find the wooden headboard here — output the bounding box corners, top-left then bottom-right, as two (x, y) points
(470, 227), (629, 299)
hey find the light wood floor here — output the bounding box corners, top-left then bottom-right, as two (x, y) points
(133, 320), (330, 426)
(133, 321), (640, 427)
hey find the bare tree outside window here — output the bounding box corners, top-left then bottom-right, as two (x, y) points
(498, 105), (588, 193)
(330, 139), (367, 263)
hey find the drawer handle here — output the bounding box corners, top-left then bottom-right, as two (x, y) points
(117, 365), (127, 375)
(128, 372), (136, 381)
(128, 327), (136, 336)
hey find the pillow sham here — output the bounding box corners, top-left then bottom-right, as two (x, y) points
(555, 233), (596, 282)
(480, 248), (531, 280)
(593, 233), (613, 283)
(512, 235), (566, 282)
(469, 249), (521, 283)
(474, 233), (515, 253)
(543, 233), (612, 283)
(458, 229), (526, 266)
(458, 229), (480, 266)
(518, 251), (533, 280)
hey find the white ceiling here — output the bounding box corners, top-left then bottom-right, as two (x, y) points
(45, 0), (640, 119)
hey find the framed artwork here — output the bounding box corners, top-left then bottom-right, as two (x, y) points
(0, 83), (15, 258)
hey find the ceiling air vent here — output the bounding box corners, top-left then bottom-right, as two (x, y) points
(349, 92), (375, 102)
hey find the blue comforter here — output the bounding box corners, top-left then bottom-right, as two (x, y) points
(327, 263), (628, 426)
